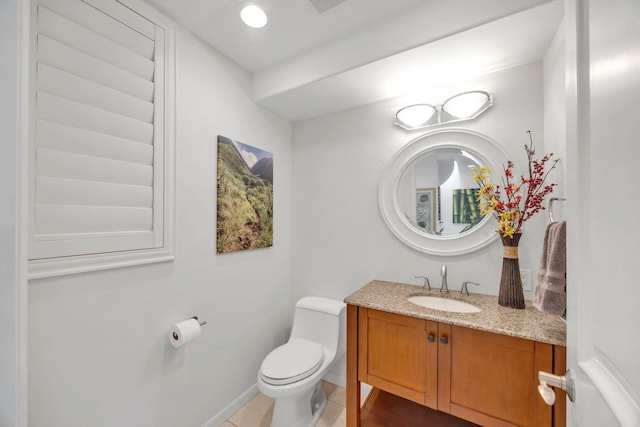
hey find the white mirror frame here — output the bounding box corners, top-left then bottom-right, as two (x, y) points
(379, 128), (513, 256)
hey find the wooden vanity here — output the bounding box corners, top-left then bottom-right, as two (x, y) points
(345, 280), (567, 427)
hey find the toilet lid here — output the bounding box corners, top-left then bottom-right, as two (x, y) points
(260, 339), (325, 386)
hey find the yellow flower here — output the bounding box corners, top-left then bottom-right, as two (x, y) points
(471, 166), (492, 183)
(500, 225), (516, 238)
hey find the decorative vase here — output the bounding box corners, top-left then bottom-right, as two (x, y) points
(498, 232), (526, 309)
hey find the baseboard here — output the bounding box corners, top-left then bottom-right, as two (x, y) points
(323, 370), (346, 388)
(200, 383), (259, 427)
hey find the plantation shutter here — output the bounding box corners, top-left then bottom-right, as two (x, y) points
(30, 0), (172, 269)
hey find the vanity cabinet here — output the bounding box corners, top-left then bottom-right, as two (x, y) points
(357, 307), (439, 408)
(347, 305), (566, 427)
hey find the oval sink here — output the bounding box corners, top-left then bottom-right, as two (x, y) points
(407, 295), (481, 313)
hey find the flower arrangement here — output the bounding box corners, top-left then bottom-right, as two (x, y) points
(472, 131), (559, 238)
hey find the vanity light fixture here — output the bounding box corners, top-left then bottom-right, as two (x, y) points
(442, 91), (492, 119)
(394, 91), (493, 131)
(241, 5), (268, 28)
(395, 104), (437, 129)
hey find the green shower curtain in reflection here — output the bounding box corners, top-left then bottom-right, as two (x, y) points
(452, 188), (481, 224)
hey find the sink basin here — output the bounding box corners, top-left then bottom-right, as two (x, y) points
(407, 295), (481, 313)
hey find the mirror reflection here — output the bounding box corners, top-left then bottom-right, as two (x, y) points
(398, 148), (488, 236)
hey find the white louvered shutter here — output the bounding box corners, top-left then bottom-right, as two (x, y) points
(29, 0), (174, 275)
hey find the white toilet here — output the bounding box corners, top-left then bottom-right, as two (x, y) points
(258, 296), (346, 427)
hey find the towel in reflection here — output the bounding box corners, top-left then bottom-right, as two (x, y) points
(534, 221), (566, 315)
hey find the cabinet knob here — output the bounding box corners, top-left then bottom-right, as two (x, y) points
(427, 334), (435, 342)
(440, 336), (449, 345)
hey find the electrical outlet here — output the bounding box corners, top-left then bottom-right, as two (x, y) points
(520, 269), (533, 291)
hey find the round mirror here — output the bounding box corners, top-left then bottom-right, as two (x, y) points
(379, 129), (512, 255)
(399, 147), (487, 236)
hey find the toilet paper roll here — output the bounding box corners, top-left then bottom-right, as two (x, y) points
(169, 319), (202, 348)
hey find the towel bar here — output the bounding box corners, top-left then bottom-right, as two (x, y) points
(548, 197), (566, 222)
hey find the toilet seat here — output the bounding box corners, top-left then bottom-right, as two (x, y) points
(260, 339), (325, 386)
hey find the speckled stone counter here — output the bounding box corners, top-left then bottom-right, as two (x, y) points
(344, 280), (566, 346)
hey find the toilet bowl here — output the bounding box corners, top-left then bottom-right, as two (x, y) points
(258, 296), (346, 427)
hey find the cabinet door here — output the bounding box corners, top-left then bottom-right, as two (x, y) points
(439, 325), (544, 427)
(358, 308), (438, 407)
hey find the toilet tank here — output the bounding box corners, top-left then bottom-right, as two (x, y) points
(290, 297), (346, 354)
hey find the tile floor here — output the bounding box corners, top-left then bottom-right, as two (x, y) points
(221, 381), (347, 427)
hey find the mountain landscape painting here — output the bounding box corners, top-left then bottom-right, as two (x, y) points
(216, 135), (273, 254)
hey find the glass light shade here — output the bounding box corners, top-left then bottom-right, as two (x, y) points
(442, 91), (491, 119)
(241, 5), (268, 28)
(395, 104), (436, 129)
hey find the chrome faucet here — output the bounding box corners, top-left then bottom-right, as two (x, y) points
(440, 265), (449, 293)
(414, 275), (431, 291)
(460, 281), (480, 296)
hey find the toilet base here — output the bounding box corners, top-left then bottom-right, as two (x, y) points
(269, 382), (327, 427)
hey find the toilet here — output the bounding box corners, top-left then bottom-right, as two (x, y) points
(258, 296), (346, 427)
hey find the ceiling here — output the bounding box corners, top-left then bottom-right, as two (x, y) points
(145, 0), (563, 121)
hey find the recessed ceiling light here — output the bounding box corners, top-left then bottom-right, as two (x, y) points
(241, 5), (268, 28)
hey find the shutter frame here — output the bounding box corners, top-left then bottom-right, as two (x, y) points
(28, 0), (175, 278)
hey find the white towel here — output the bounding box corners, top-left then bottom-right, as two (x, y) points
(534, 221), (566, 315)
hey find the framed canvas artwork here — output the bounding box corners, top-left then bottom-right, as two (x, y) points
(216, 135), (273, 254)
(415, 188), (436, 233)
(452, 188), (481, 225)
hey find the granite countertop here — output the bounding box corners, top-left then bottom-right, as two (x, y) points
(344, 280), (566, 346)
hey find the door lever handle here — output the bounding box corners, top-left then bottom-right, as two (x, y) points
(538, 369), (575, 405)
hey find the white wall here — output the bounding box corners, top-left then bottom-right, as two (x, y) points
(27, 29), (293, 427)
(1, 1), (25, 426)
(544, 17), (567, 215)
(292, 62), (548, 308)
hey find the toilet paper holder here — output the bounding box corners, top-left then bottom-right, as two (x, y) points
(192, 316), (207, 327)
(171, 316), (207, 342)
